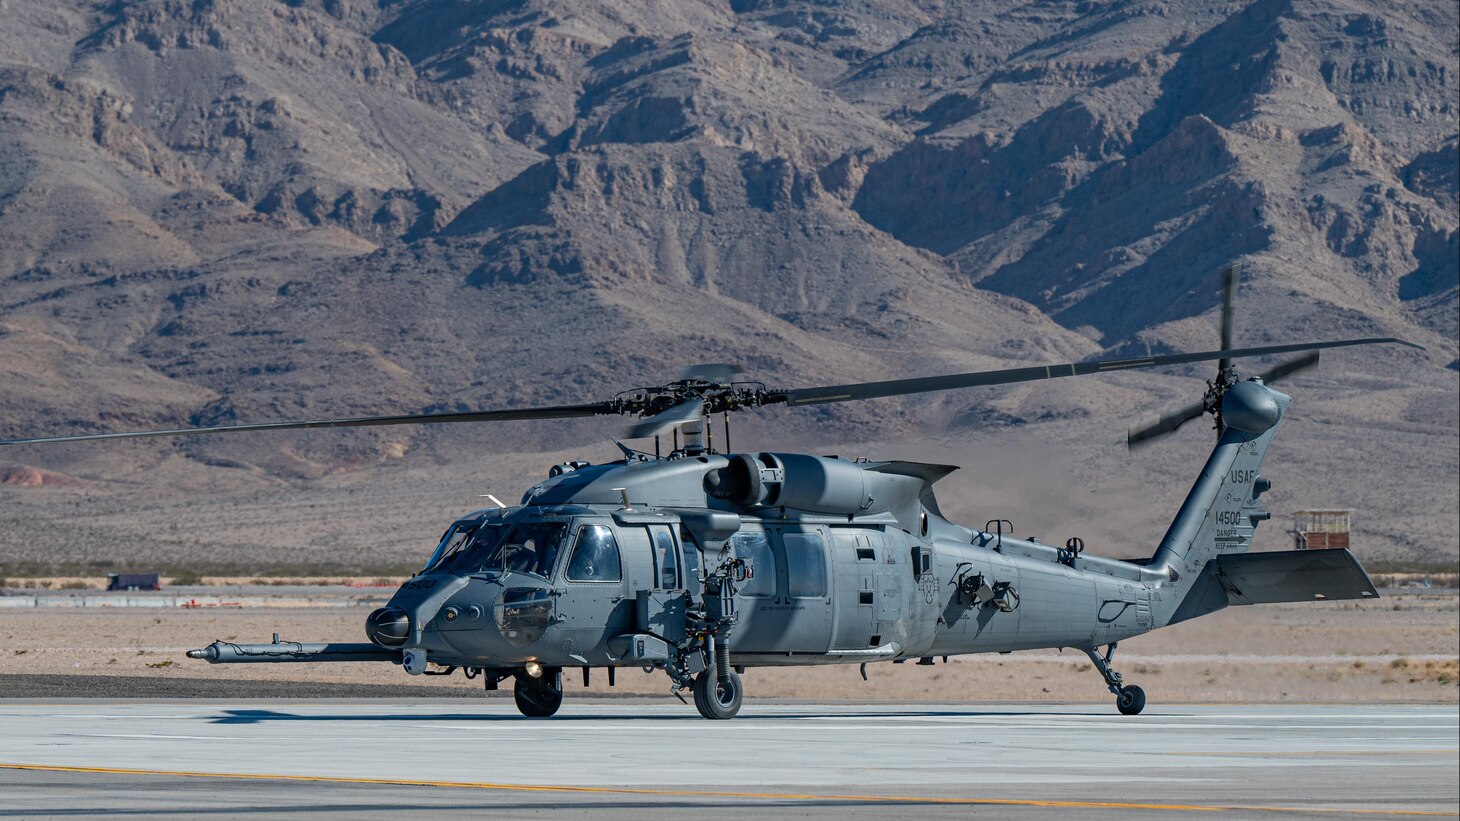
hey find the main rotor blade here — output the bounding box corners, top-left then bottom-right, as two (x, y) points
(0, 402), (618, 447)
(1218, 264), (1237, 374)
(773, 337), (1419, 408)
(625, 398), (704, 440)
(1128, 401), (1207, 449)
(679, 363), (741, 384)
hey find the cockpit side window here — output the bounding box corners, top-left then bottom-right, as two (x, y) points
(565, 525), (622, 582)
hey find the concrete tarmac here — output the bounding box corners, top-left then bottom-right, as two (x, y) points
(0, 700), (1455, 818)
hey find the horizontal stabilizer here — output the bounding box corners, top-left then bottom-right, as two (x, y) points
(1214, 549), (1379, 604)
(866, 461), (959, 484)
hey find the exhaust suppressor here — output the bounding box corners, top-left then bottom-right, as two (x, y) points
(187, 640), (402, 664)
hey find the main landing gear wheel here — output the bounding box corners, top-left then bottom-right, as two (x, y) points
(692, 669), (743, 720)
(513, 670), (563, 718)
(1116, 684), (1146, 716)
(1085, 643), (1147, 716)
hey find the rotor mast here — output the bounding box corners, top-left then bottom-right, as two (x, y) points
(682, 413), (708, 455)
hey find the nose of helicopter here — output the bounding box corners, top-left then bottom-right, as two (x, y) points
(366, 575), (470, 649)
(365, 607), (411, 647)
(426, 576), (563, 664)
(364, 573), (560, 663)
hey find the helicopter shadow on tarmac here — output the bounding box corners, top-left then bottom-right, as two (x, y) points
(207, 707), (1114, 725)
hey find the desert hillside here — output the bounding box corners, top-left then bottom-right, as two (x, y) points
(0, 0), (1454, 572)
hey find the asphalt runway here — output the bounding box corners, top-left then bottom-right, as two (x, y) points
(0, 701), (1455, 819)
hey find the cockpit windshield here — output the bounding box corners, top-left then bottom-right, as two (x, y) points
(422, 520), (569, 578)
(480, 521), (569, 578)
(434, 524), (509, 574)
(423, 523), (476, 572)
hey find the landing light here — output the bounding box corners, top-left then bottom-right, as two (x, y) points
(524, 661), (543, 679)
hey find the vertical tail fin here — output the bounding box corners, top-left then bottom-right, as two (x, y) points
(1150, 380), (1287, 624)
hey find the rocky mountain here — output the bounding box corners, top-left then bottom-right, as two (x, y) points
(0, 0), (1454, 568)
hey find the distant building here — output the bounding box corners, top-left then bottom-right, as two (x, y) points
(1290, 510), (1353, 550)
(107, 573), (161, 591)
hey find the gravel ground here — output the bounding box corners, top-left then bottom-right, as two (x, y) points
(2, 592), (1454, 703)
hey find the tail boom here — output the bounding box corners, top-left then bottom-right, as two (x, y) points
(1150, 381), (1287, 626)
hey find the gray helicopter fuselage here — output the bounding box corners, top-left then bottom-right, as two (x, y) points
(183, 376), (1382, 722)
(383, 452), (1178, 672)
(365, 379), (1377, 677)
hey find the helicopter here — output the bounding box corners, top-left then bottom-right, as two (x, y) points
(1, 267), (1421, 719)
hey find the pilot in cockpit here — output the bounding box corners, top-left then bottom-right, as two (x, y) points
(489, 522), (567, 578)
(500, 538), (538, 573)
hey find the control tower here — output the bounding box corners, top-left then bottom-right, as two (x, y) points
(1290, 509), (1353, 550)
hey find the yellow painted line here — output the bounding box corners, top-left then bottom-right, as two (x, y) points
(1, 763), (1453, 816)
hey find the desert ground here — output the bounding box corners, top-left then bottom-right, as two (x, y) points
(3, 591), (1453, 704)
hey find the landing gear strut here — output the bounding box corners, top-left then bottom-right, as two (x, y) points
(682, 549), (747, 720)
(1085, 643), (1145, 715)
(513, 668), (563, 717)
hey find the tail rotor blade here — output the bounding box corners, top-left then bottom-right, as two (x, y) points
(1218, 263), (1237, 374)
(1128, 401), (1207, 450)
(1128, 351), (1322, 450)
(1257, 350), (1320, 385)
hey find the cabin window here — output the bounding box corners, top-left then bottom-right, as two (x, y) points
(730, 532), (775, 597)
(682, 540), (702, 585)
(648, 525), (680, 589)
(565, 525), (622, 582)
(912, 545), (933, 576)
(782, 533), (827, 598)
(678, 526), (704, 585)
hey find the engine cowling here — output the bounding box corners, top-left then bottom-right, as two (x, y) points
(705, 453), (873, 515)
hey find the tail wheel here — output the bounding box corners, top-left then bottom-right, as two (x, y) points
(513, 671), (563, 718)
(692, 669), (743, 720)
(1116, 684), (1146, 716)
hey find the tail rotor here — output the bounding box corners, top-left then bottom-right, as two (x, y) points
(1128, 265), (1323, 449)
